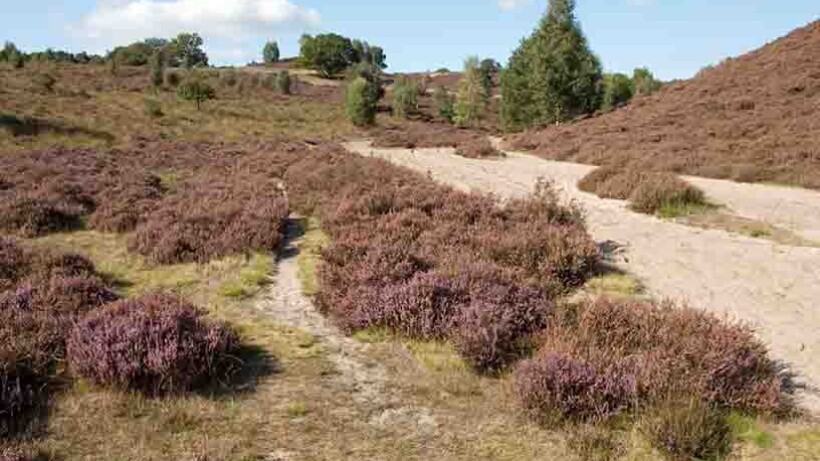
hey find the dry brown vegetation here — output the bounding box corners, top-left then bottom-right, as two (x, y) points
(507, 21), (820, 189)
(578, 166), (710, 216)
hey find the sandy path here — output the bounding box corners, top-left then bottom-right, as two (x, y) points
(255, 219), (388, 407)
(346, 141), (820, 414)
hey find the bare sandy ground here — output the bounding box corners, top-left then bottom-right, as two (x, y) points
(346, 141), (820, 414)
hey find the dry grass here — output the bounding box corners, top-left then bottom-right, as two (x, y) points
(0, 63), (352, 152)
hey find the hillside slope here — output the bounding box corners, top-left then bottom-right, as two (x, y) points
(507, 21), (820, 189)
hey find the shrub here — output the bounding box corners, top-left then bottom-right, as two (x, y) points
(0, 237), (27, 291)
(345, 77), (377, 127)
(601, 73), (634, 111)
(31, 73), (56, 93)
(453, 57), (486, 127)
(144, 98), (163, 118)
(67, 292), (240, 396)
(434, 85), (455, 121)
(165, 70), (181, 87)
(177, 75), (215, 110)
(276, 70), (292, 95)
(540, 298), (784, 413)
(391, 77), (419, 118)
(578, 167), (708, 216)
(515, 352), (636, 423)
(628, 174), (708, 215)
(633, 67), (662, 96)
(641, 398), (733, 461)
(149, 49), (165, 89)
(0, 195), (84, 238)
(455, 138), (504, 159)
(87, 173), (164, 233)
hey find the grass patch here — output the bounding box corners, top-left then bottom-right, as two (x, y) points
(404, 340), (469, 374)
(727, 412), (774, 449)
(656, 200), (716, 218)
(296, 216), (330, 297)
(585, 272), (643, 298)
(286, 401), (309, 418)
(353, 327), (392, 344)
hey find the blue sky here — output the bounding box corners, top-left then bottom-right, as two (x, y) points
(2, 0), (818, 80)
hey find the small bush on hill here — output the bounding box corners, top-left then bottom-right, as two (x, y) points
(177, 75), (215, 110)
(454, 57), (486, 127)
(520, 297), (784, 423)
(31, 73), (56, 93)
(628, 174), (708, 216)
(434, 85), (455, 121)
(345, 77), (377, 126)
(455, 138), (504, 158)
(276, 70), (292, 95)
(67, 292), (240, 396)
(515, 352), (636, 423)
(165, 70), (181, 87)
(641, 397), (733, 461)
(578, 167), (708, 216)
(391, 77), (419, 119)
(601, 73), (634, 111)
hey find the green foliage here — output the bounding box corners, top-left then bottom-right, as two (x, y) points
(391, 77), (419, 118)
(169, 33), (208, 69)
(453, 56), (486, 127)
(299, 33), (387, 77)
(633, 67), (662, 96)
(263, 41), (280, 64)
(479, 58), (499, 99)
(149, 50), (165, 89)
(347, 62), (385, 101)
(177, 74), (215, 110)
(345, 77), (377, 126)
(1, 42), (24, 68)
(601, 73), (634, 111)
(276, 71), (292, 95)
(110, 41), (155, 66)
(500, 0), (602, 131)
(299, 33), (356, 77)
(434, 85), (455, 121)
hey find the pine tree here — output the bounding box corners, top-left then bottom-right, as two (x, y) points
(263, 41), (280, 64)
(500, 0), (602, 131)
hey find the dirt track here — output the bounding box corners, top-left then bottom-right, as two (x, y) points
(346, 141), (820, 414)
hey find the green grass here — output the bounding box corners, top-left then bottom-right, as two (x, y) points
(727, 412), (774, 449)
(656, 200), (716, 218)
(585, 273), (644, 298)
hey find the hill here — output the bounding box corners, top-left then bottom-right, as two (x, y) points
(507, 21), (820, 189)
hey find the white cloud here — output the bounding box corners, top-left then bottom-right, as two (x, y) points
(72, 0), (320, 45)
(498, 0), (531, 11)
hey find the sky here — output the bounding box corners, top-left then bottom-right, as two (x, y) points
(1, 0), (818, 80)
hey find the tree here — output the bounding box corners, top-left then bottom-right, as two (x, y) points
(170, 33), (208, 69)
(633, 67), (662, 96)
(453, 57), (486, 127)
(346, 77), (377, 126)
(500, 0), (602, 131)
(348, 62), (385, 102)
(177, 75), (215, 110)
(479, 58), (499, 99)
(263, 41), (280, 64)
(299, 33), (355, 77)
(601, 73), (634, 111)
(149, 49), (165, 89)
(391, 77), (419, 119)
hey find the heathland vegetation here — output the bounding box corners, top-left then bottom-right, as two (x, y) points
(1, 1), (818, 459)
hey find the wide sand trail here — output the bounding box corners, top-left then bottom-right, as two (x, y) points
(346, 140), (820, 414)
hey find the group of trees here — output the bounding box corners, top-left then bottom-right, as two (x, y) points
(111, 33), (208, 69)
(1, 41), (105, 69)
(600, 67), (662, 111)
(299, 33), (386, 77)
(500, 0), (662, 131)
